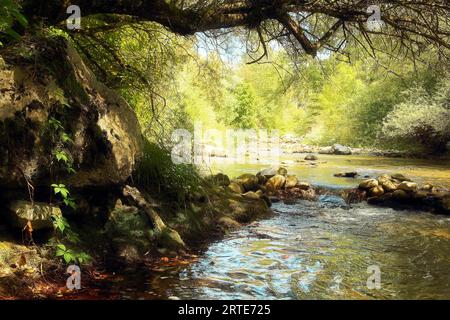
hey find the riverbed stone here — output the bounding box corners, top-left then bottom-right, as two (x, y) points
(391, 174), (412, 182)
(381, 180), (398, 192)
(285, 175), (299, 188)
(392, 189), (409, 201)
(332, 144), (352, 155)
(265, 174), (286, 191)
(218, 216), (241, 230)
(369, 186), (384, 197)
(334, 172), (358, 178)
(297, 181), (311, 190)
(7, 201), (61, 230)
(236, 174), (259, 191)
(242, 191), (260, 200)
(398, 181), (418, 192)
(305, 155), (318, 161)
(319, 146), (333, 154)
(277, 167), (288, 176)
(359, 179), (379, 190)
(257, 167), (277, 179)
(228, 181), (244, 194)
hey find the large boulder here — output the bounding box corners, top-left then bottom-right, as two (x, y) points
(0, 36), (143, 188)
(319, 146), (334, 154)
(7, 200), (61, 230)
(319, 144), (352, 155)
(332, 144), (352, 155)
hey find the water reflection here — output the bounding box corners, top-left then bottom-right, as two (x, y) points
(135, 200), (450, 300)
(115, 154), (450, 299)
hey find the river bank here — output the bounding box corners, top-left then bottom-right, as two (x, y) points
(2, 153), (450, 299)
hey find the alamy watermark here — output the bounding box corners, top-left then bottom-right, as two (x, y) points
(67, 5), (81, 30)
(66, 265), (81, 290)
(366, 5), (385, 32)
(171, 122), (281, 165)
(367, 265), (381, 290)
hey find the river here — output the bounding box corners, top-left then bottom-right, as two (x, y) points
(104, 154), (450, 300)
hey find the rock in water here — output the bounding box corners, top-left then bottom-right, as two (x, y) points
(332, 144), (352, 155)
(265, 174), (286, 191)
(297, 182), (311, 190)
(228, 181), (244, 194)
(334, 172), (358, 178)
(8, 201), (61, 230)
(359, 179), (379, 190)
(285, 175), (299, 188)
(277, 167), (288, 176)
(319, 146), (334, 154)
(369, 185), (384, 197)
(236, 174), (259, 191)
(397, 181), (418, 192)
(0, 37), (143, 188)
(304, 155), (318, 161)
(391, 174), (412, 182)
(257, 167), (277, 179)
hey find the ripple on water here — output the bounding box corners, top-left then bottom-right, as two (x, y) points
(153, 199), (450, 300)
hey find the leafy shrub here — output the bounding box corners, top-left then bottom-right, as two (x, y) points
(381, 86), (450, 153)
(0, 0), (27, 44)
(135, 140), (206, 203)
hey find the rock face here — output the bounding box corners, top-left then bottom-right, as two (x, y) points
(0, 36), (143, 188)
(8, 200), (61, 230)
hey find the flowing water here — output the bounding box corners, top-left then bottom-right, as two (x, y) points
(112, 154), (450, 300)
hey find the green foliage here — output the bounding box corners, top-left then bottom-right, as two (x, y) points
(51, 183), (76, 209)
(52, 215), (90, 265)
(54, 150), (69, 163)
(0, 0), (27, 45)
(381, 84), (450, 153)
(229, 83), (258, 129)
(55, 244), (91, 264)
(135, 140), (206, 203)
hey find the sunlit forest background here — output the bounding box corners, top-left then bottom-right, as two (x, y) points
(54, 22), (449, 155)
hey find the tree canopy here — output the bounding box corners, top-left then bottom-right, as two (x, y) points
(21, 0), (450, 60)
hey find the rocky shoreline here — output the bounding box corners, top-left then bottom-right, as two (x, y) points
(215, 167), (450, 216)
